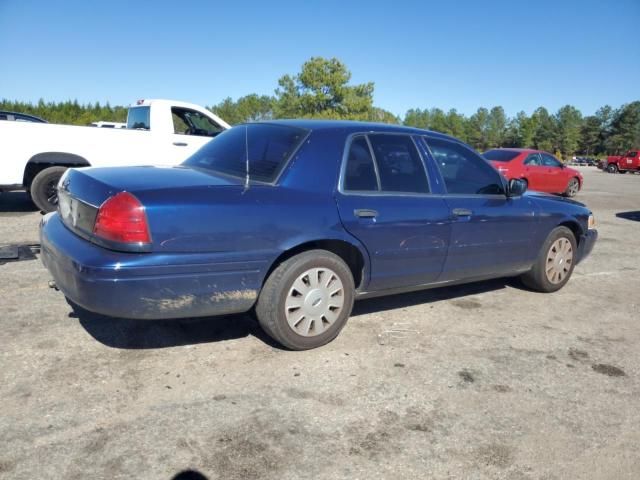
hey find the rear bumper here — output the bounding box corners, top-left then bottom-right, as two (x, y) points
(40, 213), (266, 320)
(577, 229), (597, 264)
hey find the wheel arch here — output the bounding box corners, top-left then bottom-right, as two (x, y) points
(23, 152), (90, 189)
(558, 219), (583, 246)
(264, 236), (370, 291)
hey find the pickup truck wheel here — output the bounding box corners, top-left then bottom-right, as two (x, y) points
(564, 177), (580, 197)
(520, 226), (577, 293)
(606, 164), (618, 173)
(31, 166), (67, 213)
(256, 250), (355, 350)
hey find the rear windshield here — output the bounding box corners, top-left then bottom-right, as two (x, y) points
(483, 149), (520, 162)
(127, 107), (150, 130)
(183, 123), (308, 183)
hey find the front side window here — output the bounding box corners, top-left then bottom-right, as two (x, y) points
(627, 151), (637, 157)
(172, 107), (224, 137)
(368, 134), (429, 193)
(426, 137), (504, 195)
(541, 153), (561, 167)
(343, 136), (379, 191)
(127, 107), (150, 130)
(183, 123), (307, 183)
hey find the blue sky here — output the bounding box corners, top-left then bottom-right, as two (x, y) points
(0, 0), (638, 117)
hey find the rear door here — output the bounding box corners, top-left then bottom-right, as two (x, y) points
(522, 153), (549, 192)
(423, 136), (538, 280)
(335, 134), (451, 291)
(540, 153), (566, 192)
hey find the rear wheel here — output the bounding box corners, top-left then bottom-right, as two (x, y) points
(255, 250), (355, 350)
(564, 177), (580, 197)
(606, 164), (618, 173)
(31, 166), (67, 213)
(521, 226), (577, 293)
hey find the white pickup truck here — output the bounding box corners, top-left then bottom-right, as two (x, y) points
(0, 99), (230, 212)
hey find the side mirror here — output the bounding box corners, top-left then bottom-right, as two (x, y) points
(507, 178), (527, 197)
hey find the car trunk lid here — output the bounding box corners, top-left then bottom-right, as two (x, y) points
(57, 166), (244, 251)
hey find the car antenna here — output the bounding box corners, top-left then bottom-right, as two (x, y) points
(243, 123), (250, 193)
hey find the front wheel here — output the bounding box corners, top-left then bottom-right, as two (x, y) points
(520, 226), (577, 293)
(31, 166), (67, 213)
(255, 250), (355, 350)
(564, 177), (580, 197)
(606, 164), (618, 173)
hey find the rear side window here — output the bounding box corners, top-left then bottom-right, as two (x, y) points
(127, 107), (150, 130)
(183, 124), (307, 183)
(483, 149), (520, 162)
(369, 135), (429, 193)
(426, 137), (504, 195)
(524, 153), (541, 166)
(344, 136), (379, 191)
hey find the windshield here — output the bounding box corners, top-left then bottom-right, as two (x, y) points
(483, 149), (520, 162)
(182, 123), (308, 183)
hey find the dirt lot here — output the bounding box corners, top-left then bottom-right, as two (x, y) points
(1, 167), (638, 480)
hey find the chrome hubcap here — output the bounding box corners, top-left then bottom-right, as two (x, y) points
(285, 267), (344, 337)
(569, 179), (579, 196)
(545, 238), (573, 284)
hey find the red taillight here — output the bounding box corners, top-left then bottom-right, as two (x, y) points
(93, 192), (151, 244)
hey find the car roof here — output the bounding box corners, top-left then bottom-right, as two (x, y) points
(485, 147), (541, 154)
(0, 110), (47, 122)
(252, 119), (461, 142)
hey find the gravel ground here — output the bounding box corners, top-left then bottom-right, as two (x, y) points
(1, 167), (639, 480)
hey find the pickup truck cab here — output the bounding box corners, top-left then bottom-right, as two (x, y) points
(602, 150), (640, 173)
(0, 99), (230, 212)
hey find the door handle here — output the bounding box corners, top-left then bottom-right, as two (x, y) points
(354, 209), (378, 218)
(452, 208), (472, 217)
(173, 142), (188, 147)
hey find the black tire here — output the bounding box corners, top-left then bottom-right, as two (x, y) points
(31, 166), (67, 213)
(606, 164), (618, 173)
(255, 249), (355, 350)
(564, 177), (580, 197)
(520, 226), (577, 293)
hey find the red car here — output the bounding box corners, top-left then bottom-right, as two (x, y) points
(483, 148), (583, 197)
(602, 150), (640, 173)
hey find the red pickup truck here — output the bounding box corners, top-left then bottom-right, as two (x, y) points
(602, 150), (640, 173)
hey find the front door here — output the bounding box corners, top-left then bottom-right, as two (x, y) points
(423, 136), (538, 280)
(335, 134), (451, 291)
(170, 107), (225, 163)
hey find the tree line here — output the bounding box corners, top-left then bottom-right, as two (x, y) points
(2, 57), (638, 158)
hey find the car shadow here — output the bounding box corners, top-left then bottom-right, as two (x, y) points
(71, 300), (282, 350)
(0, 191), (38, 213)
(72, 278), (516, 350)
(615, 211), (640, 222)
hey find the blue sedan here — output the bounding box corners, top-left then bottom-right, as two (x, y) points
(40, 120), (598, 350)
